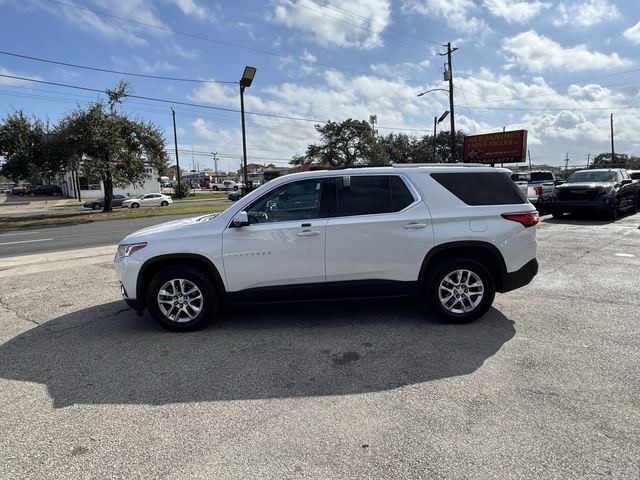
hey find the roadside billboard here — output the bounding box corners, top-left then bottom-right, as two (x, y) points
(463, 130), (527, 164)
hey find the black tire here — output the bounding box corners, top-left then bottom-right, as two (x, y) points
(552, 209), (564, 219)
(425, 258), (496, 324)
(607, 200), (619, 221)
(233, 186), (239, 191)
(160, 200), (169, 207)
(92, 203), (102, 210)
(146, 266), (218, 331)
(28, 192), (35, 197)
(131, 202), (140, 209)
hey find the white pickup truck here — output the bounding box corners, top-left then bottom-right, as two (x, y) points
(511, 171), (556, 208)
(210, 180), (245, 191)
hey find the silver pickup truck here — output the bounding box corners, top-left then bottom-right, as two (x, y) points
(511, 171), (556, 208)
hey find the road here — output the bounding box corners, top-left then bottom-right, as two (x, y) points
(0, 213), (638, 479)
(0, 214), (197, 258)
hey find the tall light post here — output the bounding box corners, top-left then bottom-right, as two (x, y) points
(433, 110), (449, 162)
(417, 89), (450, 162)
(240, 66), (256, 193)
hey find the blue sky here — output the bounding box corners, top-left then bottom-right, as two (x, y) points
(0, 0), (639, 169)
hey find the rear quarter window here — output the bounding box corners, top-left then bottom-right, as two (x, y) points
(431, 172), (527, 206)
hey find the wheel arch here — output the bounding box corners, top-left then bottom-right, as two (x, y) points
(136, 254), (226, 310)
(418, 241), (508, 293)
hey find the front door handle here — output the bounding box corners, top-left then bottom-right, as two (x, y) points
(404, 223), (427, 229)
(297, 230), (320, 237)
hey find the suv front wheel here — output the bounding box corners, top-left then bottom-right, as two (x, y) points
(426, 258), (496, 323)
(147, 266), (218, 331)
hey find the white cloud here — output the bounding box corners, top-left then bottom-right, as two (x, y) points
(273, 0), (391, 49)
(554, 0), (619, 27)
(166, 0), (216, 22)
(483, 0), (549, 23)
(133, 56), (176, 74)
(402, 0), (489, 35)
(502, 30), (629, 72)
(623, 21), (640, 44)
(370, 59), (430, 81)
(35, 0), (168, 45)
(0, 67), (42, 86)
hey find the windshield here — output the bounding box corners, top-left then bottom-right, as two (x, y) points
(566, 171), (617, 183)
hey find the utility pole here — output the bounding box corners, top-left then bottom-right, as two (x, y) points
(586, 153), (591, 169)
(528, 149), (532, 169)
(211, 152), (218, 174)
(610, 113), (615, 165)
(433, 116), (437, 162)
(171, 108), (182, 198)
(439, 42), (458, 162)
(564, 152), (570, 172)
(369, 115), (378, 136)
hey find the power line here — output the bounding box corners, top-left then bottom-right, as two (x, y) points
(39, 0), (427, 86)
(459, 104), (640, 111)
(0, 73), (438, 133)
(291, 2), (425, 51)
(0, 50), (237, 84)
(309, 0), (441, 46)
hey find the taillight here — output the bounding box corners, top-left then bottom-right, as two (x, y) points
(501, 212), (539, 227)
(533, 186), (543, 196)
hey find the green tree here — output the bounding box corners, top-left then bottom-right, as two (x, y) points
(592, 152), (630, 167)
(291, 119), (388, 168)
(58, 82), (168, 212)
(0, 110), (57, 182)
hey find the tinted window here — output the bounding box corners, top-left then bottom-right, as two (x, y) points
(431, 172), (527, 205)
(247, 179), (322, 224)
(335, 175), (414, 217)
(530, 172), (554, 182)
(630, 172), (640, 180)
(566, 171), (617, 183)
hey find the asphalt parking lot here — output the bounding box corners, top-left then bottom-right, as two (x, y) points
(0, 213), (639, 479)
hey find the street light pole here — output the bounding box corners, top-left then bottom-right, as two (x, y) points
(239, 66), (256, 194)
(610, 113), (615, 165)
(433, 116), (437, 161)
(171, 107), (182, 199)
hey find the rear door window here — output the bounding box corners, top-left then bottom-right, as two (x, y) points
(432, 172), (527, 205)
(335, 175), (415, 217)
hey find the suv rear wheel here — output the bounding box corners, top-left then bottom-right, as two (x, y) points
(147, 266), (218, 331)
(425, 258), (495, 323)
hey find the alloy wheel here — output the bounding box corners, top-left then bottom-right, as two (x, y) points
(157, 278), (204, 323)
(438, 269), (484, 314)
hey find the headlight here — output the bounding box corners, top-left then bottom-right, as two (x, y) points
(117, 242), (147, 257)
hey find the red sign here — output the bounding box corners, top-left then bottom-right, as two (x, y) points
(463, 130), (527, 164)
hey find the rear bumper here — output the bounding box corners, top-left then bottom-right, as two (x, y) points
(501, 258), (538, 293)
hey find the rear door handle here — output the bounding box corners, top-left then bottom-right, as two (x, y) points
(404, 223), (427, 229)
(297, 230), (320, 237)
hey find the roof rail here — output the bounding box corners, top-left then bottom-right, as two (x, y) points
(391, 163), (493, 168)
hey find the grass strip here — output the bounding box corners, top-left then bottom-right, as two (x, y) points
(0, 203), (230, 230)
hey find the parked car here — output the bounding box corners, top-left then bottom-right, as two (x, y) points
(228, 191), (243, 201)
(115, 165), (539, 331)
(553, 168), (638, 220)
(121, 193), (172, 208)
(511, 171), (556, 208)
(83, 195), (128, 210)
(10, 186), (28, 196)
(25, 185), (62, 196)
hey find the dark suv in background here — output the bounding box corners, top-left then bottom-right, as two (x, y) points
(553, 169), (638, 220)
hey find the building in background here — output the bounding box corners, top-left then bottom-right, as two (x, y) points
(60, 164), (161, 200)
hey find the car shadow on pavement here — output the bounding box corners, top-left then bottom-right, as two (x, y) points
(0, 300), (515, 408)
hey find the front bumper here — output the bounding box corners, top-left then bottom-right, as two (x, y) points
(554, 198), (611, 212)
(501, 258), (538, 293)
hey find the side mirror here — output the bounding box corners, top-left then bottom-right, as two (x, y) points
(232, 211), (250, 227)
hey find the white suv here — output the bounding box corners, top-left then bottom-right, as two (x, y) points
(115, 165), (539, 331)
